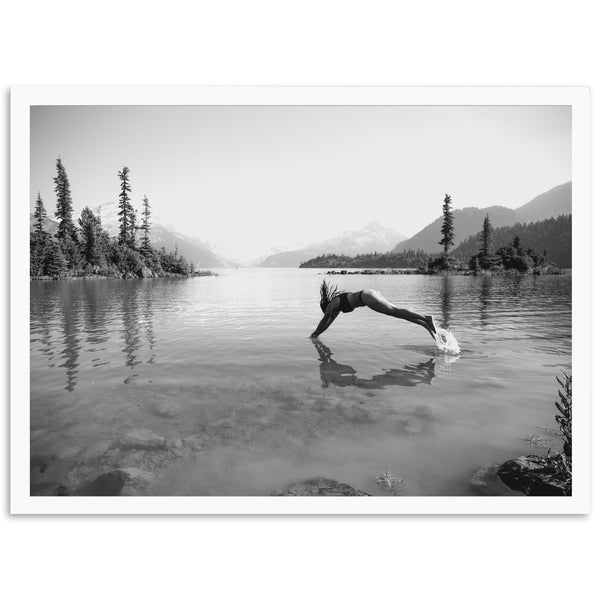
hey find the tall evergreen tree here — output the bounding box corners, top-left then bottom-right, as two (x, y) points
(512, 235), (522, 252)
(33, 192), (47, 239)
(31, 192), (50, 276)
(140, 194), (152, 256)
(439, 194), (455, 256)
(117, 166), (136, 248)
(45, 238), (68, 277)
(54, 157), (76, 241)
(480, 214), (492, 256)
(53, 157), (81, 271)
(79, 206), (100, 265)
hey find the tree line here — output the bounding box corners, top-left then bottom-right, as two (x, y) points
(452, 214), (571, 269)
(300, 249), (431, 269)
(30, 158), (193, 278)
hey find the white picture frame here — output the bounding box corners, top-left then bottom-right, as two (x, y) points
(11, 86), (591, 514)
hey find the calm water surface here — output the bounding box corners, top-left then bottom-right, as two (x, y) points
(30, 270), (571, 496)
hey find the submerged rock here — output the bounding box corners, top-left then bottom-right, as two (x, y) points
(118, 467), (155, 487)
(82, 440), (111, 462)
(336, 403), (376, 424)
(55, 446), (82, 460)
(30, 453), (53, 472)
(149, 399), (181, 418)
(120, 429), (166, 450)
(183, 435), (206, 450)
(272, 477), (371, 496)
(496, 454), (571, 496)
(470, 463), (524, 496)
(397, 416), (424, 434)
(76, 471), (126, 496)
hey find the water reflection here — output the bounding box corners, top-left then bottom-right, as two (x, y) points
(479, 275), (492, 328)
(121, 284), (142, 374)
(312, 339), (436, 389)
(30, 280), (160, 391)
(31, 284), (59, 363)
(57, 286), (81, 392)
(142, 284), (156, 363)
(82, 279), (110, 348)
(441, 275), (453, 329)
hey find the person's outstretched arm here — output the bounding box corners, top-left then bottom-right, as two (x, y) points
(310, 307), (339, 338)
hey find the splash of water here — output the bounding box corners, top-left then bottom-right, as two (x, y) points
(435, 328), (461, 355)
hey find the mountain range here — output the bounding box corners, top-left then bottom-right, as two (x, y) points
(258, 221), (406, 267)
(393, 182), (572, 253)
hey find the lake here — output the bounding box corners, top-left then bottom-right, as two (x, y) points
(30, 269), (572, 496)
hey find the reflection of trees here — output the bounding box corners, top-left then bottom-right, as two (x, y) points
(479, 275), (492, 328)
(121, 281), (142, 371)
(441, 275), (453, 329)
(313, 339), (436, 389)
(506, 275), (524, 297)
(82, 281), (110, 347)
(142, 283), (156, 363)
(57, 284), (81, 392)
(31, 283), (60, 363)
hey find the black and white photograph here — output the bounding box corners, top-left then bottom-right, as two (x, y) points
(11, 87), (590, 513)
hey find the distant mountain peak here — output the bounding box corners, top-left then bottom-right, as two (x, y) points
(259, 221), (407, 267)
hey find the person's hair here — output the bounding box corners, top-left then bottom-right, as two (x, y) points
(319, 279), (342, 313)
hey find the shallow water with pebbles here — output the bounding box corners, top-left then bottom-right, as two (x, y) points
(30, 269), (571, 496)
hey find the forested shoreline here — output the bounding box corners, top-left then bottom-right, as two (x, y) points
(30, 159), (193, 280)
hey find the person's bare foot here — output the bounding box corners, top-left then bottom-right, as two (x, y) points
(425, 316), (438, 340)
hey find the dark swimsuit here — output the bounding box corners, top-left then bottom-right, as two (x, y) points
(338, 291), (364, 313)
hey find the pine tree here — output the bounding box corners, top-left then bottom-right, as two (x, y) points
(439, 194), (455, 257)
(117, 166), (136, 248)
(45, 238), (68, 277)
(130, 208), (138, 247)
(33, 192), (47, 239)
(31, 192), (50, 276)
(512, 235), (522, 252)
(480, 214), (492, 256)
(140, 194), (152, 256)
(79, 206), (99, 265)
(54, 157), (76, 241)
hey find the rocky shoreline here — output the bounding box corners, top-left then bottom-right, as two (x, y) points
(30, 270), (217, 282)
(322, 268), (568, 276)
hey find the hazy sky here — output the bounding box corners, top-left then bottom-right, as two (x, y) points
(30, 105), (571, 249)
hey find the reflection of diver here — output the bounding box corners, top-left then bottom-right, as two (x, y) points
(312, 339), (437, 389)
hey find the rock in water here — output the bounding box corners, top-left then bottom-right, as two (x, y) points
(118, 467), (155, 487)
(497, 455), (571, 496)
(470, 463), (524, 496)
(272, 477), (371, 496)
(76, 471), (126, 496)
(120, 429), (166, 450)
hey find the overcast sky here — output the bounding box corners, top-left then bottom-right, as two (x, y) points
(30, 105), (571, 249)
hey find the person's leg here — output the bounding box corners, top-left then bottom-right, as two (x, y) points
(361, 289), (437, 338)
